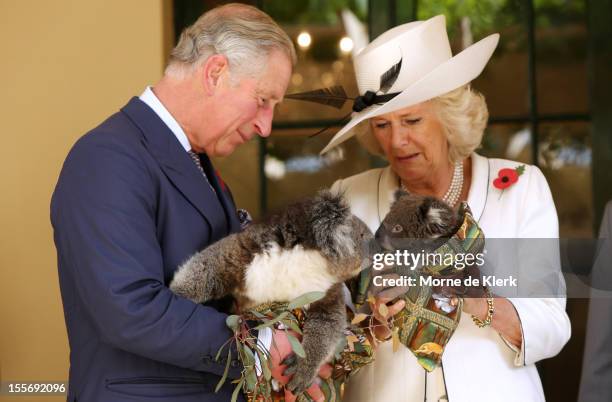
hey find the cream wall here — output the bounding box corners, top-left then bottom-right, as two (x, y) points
(0, 1), (169, 400)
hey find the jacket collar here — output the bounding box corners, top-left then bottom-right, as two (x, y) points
(120, 97), (240, 237)
(378, 152), (489, 222)
(466, 153), (489, 222)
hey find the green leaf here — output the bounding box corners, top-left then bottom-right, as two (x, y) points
(256, 348), (272, 381)
(378, 303), (389, 317)
(242, 344), (256, 366)
(351, 313), (368, 324)
(226, 315), (241, 331)
(253, 311), (289, 330)
(215, 338), (232, 361)
(288, 291), (326, 310)
(286, 333), (306, 358)
(230, 378), (244, 402)
(215, 348), (232, 393)
(515, 164), (526, 176)
(245, 368), (258, 392)
(284, 318), (303, 335)
(250, 310), (267, 319)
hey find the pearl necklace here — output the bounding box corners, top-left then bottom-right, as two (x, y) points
(400, 161), (464, 208)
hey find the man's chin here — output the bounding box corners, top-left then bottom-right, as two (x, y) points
(210, 143), (239, 158)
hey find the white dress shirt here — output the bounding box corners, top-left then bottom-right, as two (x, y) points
(139, 86), (191, 152)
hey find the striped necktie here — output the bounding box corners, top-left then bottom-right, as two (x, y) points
(187, 150), (216, 194)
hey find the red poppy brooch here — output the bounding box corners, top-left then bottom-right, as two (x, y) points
(493, 165), (526, 198)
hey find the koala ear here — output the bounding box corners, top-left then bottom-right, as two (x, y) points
(418, 197), (433, 222)
(311, 190), (351, 255)
(394, 189), (409, 201)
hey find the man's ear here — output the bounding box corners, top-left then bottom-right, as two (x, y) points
(202, 54), (229, 95)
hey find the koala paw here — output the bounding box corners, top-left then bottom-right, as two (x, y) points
(283, 355), (318, 395)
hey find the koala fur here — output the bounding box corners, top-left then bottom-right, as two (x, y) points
(170, 190), (373, 394)
(376, 190), (461, 259)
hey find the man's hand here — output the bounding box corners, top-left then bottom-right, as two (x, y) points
(268, 329), (331, 402)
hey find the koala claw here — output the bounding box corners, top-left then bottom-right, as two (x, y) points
(281, 353), (297, 367)
(283, 365), (298, 376)
(281, 354), (298, 376)
(286, 367), (317, 395)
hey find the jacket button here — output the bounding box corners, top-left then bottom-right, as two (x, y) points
(231, 360), (239, 368)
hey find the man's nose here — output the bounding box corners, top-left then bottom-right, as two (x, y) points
(254, 108), (273, 138)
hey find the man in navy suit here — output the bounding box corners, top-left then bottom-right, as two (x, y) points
(51, 4), (297, 401)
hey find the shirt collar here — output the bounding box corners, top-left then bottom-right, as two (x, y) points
(139, 86), (191, 152)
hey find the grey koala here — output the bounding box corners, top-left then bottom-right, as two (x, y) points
(376, 190), (461, 270)
(170, 190), (373, 394)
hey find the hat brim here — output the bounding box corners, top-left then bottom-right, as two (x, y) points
(320, 33), (500, 154)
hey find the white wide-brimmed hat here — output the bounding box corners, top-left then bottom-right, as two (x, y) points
(320, 15), (499, 154)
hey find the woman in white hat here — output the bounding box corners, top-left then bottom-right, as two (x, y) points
(321, 15), (571, 402)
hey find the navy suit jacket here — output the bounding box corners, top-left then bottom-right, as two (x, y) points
(51, 98), (245, 401)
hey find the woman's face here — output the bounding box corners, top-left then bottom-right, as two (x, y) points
(370, 101), (449, 184)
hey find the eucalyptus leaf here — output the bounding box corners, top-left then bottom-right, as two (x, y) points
(284, 318), (303, 335)
(214, 338), (232, 362)
(351, 313), (369, 324)
(286, 333), (306, 358)
(245, 368), (258, 392)
(288, 291), (326, 310)
(253, 311), (289, 330)
(243, 344), (256, 366)
(251, 310), (267, 319)
(230, 378), (244, 402)
(378, 303), (389, 317)
(215, 348), (232, 393)
(226, 315), (241, 331)
(392, 327), (400, 352)
(256, 348), (272, 381)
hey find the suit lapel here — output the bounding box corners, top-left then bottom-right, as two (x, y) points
(199, 155), (242, 234)
(120, 97), (229, 240)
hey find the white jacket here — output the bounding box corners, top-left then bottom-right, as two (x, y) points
(332, 153), (571, 402)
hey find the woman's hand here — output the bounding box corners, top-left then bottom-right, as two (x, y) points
(430, 266), (523, 348)
(366, 270), (408, 344)
(368, 295), (406, 343)
(463, 296), (523, 348)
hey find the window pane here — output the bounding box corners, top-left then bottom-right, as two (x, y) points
(262, 0), (368, 123)
(264, 129), (372, 212)
(535, 0), (589, 115)
(538, 121), (592, 237)
(478, 123), (533, 163)
(417, 0), (530, 117)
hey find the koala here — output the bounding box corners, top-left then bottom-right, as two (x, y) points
(376, 190), (461, 273)
(170, 190), (373, 394)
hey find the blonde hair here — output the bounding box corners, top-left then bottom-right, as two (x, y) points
(356, 85), (489, 163)
(166, 3), (296, 79)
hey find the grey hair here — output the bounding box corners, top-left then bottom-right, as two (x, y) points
(165, 3), (296, 80)
(355, 85), (489, 163)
